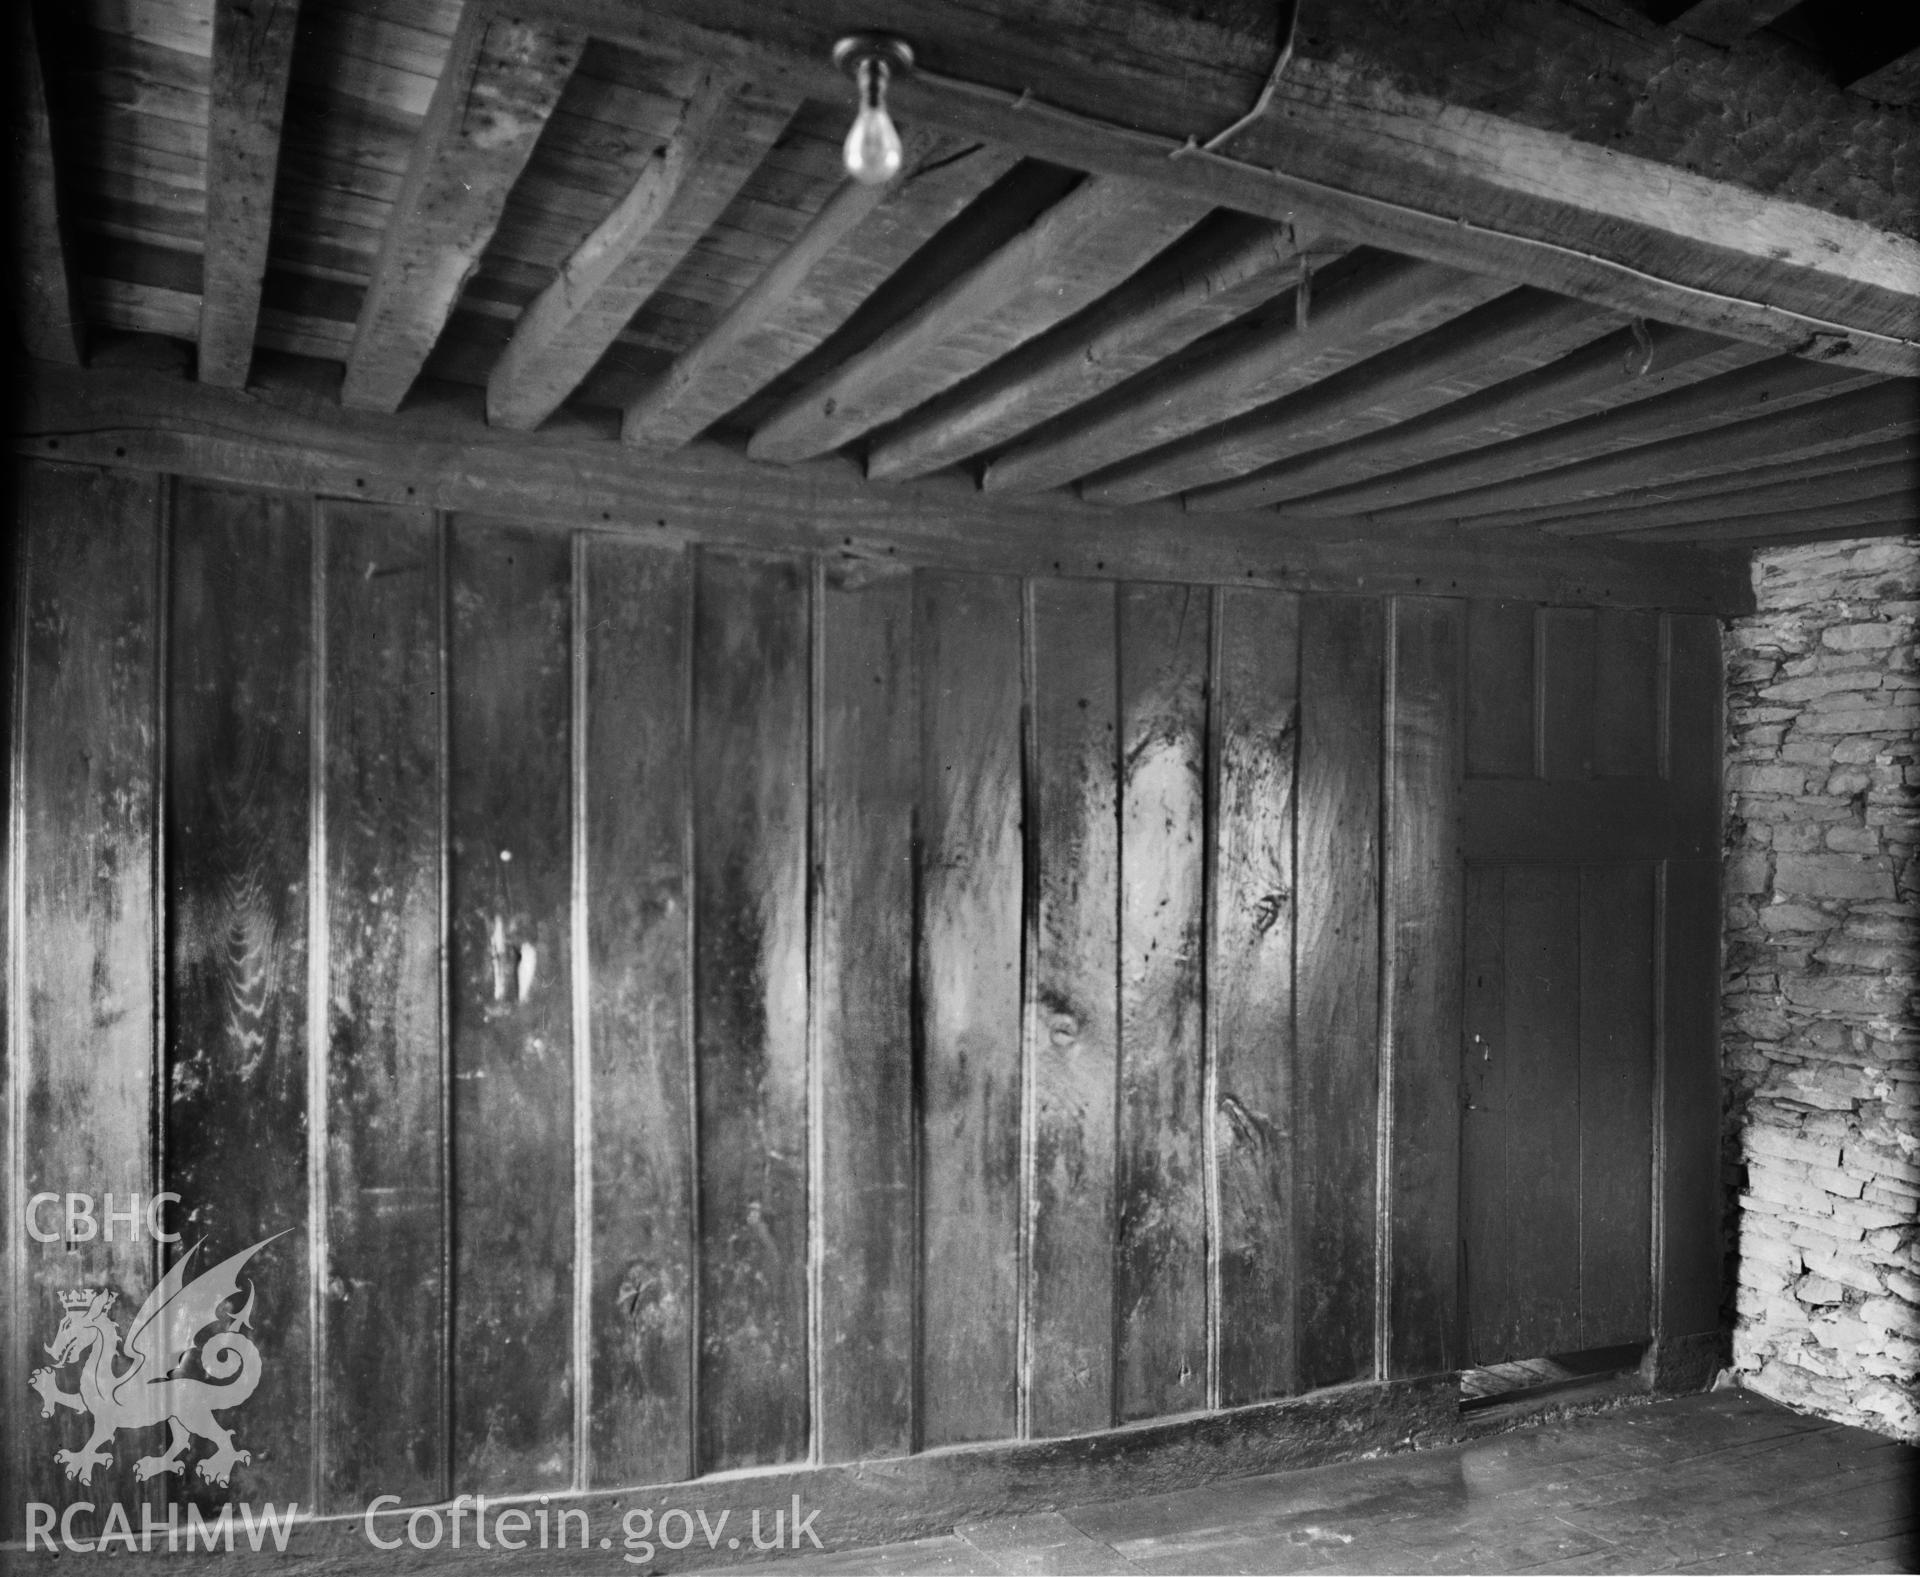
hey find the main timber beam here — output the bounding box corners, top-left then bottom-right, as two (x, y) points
(341, 10), (585, 413)
(507, 0), (1920, 377)
(15, 353), (1752, 613)
(198, 0), (302, 387)
(487, 72), (798, 432)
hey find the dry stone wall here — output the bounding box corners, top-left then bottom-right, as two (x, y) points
(1722, 535), (1918, 1443)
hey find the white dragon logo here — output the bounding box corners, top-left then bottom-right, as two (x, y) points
(31, 1231), (288, 1488)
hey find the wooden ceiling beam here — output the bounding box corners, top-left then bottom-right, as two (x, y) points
(1375, 376), (1917, 526)
(340, 11), (586, 413)
(984, 255), (1509, 498)
(1473, 434), (1920, 535)
(1848, 47), (1920, 107)
(1190, 325), (1770, 514)
(198, 0), (302, 387)
(1538, 456), (1920, 538)
(748, 176), (1215, 465)
(1611, 493), (1917, 545)
(1282, 354), (1870, 519)
(1080, 289), (1619, 508)
(1666, 0), (1800, 49)
(863, 218), (1310, 482)
(622, 135), (1019, 450)
(511, 0), (1920, 376)
(487, 72), (797, 432)
(16, 353), (1756, 614)
(8, 6), (84, 365)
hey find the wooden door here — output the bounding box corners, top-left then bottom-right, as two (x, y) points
(1459, 602), (1722, 1366)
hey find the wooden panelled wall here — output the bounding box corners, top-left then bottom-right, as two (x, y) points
(4, 458), (1722, 1523)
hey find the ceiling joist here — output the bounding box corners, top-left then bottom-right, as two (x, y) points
(198, 0), (302, 387)
(622, 134), (1020, 450)
(340, 10), (587, 414)
(1079, 288), (1620, 508)
(1539, 455), (1920, 539)
(8, 5), (84, 366)
(1619, 493), (1917, 546)
(864, 217), (1310, 483)
(1395, 376), (1917, 525)
(487, 70), (799, 432)
(1666, 0), (1800, 49)
(748, 174), (1216, 465)
(985, 253), (1510, 497)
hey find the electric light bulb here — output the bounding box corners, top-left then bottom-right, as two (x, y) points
(843, 57), (902, 184)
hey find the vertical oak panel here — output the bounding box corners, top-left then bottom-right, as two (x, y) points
(1579, 862), (1655, 1349)
(15, 462), (161, 1525)
(1386, 596), (1463, 1378)
(1460, 866), (1508, 1364)
(1295, 595), (1381, 1390)
(693, 550), (810, 1472)
(1115, 583), (1208, 1422)
(320, 501), (444, 1508)
(447, 519), (573, 1492)
(1501, 864), (1581, 1359)
(1027, 577), (1119, 1438)
(1593, 609), (1661, 779)
(918, 571), (1023, 1448)
(1465, 600), (1533, 779)
(581, 536), (694, 1486)
(1539, 607), (1597, 782)
(166, 479), (312, 1508)
(817, 563), (918, 1461)
(1209, 587), (1298, 1406)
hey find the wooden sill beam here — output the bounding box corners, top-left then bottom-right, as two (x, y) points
(1079, 290), (1620, 508)
(487, 73), (797, 432)
(622, 135), (1018, 450)
(984, 255), (1509, 498)
(1384, 376), (1919, 526)
(14, 353), (1755, 614)
(8, 6), (84, 365)
(863, 218), (1309, 482)
(198, 0), (302, 387)
(1189, 326), (1770, 514)
(340, 11), (585, 413)
(1533, 450), (1920, 538)
(747, 176), (1215, 465)
(1286, 355), (1876, 519)
(510, 0), (1920, 377)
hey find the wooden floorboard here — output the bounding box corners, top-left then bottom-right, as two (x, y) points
(756, 1393), (1915, 1575)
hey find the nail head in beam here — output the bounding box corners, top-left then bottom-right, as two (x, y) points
(341, 11), (587, 414)
(198, 0), (303, 387)
(487, 72), (797, 433)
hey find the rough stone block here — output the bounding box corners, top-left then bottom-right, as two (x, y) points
(1774, 854), (1897, 901)
(1824, 824), (1883, 854)
(1731, 764), (1811, 794)
(1727, 851), (1773, 894)
(1757, 902), (1832, 932)
(1822, 622), (1908, 652)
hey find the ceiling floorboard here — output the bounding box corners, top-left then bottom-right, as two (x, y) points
(340, 11), (585, 412)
